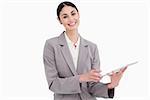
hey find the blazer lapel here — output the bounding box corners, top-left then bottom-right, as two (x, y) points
(58, 32), (77, 75)
(76, 36), (89, 74)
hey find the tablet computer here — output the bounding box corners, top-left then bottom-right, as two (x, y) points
(101, 61), (138, 77)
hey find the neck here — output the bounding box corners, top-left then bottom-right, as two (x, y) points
(66, 29), (79, 43)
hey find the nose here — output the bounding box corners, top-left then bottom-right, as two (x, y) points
(68, 15), (74, 21)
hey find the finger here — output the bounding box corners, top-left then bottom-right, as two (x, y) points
(92, 69), (101, 73)
(90, 76), (101, 81)
(122, 66), (128, 73)
(113, 71), (120, 76)
(92, 72), (100, 76)
(118, 70), (124, 76)
(108, 71), (114, 76)
(119, 67), (127, 74)
(90, 78), (100, 83)
(91, 72), (102, 78)
(112, 71), (115, 75)
(91, 71), (101, 76)
(90, 69), (97, 73)
(97, 69), (102, 73)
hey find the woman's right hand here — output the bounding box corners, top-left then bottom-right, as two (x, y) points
(79, 69), (101, 82)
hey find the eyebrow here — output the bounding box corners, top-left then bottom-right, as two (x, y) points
(61, 10), (76, 16)
(71, 10), (75, 13)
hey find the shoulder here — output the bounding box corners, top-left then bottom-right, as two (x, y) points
(45, 32), (65, 46)
(82, 38), (98, 50)
(43, 36), (60, 52)
(46, 36), (59, 46)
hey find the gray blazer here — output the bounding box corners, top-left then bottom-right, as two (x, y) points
(43, 32), (114, 100)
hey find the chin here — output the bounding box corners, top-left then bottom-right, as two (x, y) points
(67, 28), (77, 31)
(66, 26), (78, 31)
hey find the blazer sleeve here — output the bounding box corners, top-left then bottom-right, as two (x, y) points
(43, 40), (81, 94)
(88, 44), (115, 98)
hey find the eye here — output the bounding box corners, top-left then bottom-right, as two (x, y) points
(72, 13), (76, 16)
(63, 16), (67, 19)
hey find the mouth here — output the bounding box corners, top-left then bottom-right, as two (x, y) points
(68, 22), (76, 27)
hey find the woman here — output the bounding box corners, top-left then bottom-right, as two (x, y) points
(43, 1), (127, 100)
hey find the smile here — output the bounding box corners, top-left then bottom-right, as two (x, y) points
(68, 22), (76, 26)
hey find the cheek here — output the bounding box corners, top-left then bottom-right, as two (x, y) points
(77, 18), (80, 23)
(63, 22), (69, 28)
(61, 19), (68, 26)
(75, 14), (80, 19)
(76, 17), (80, 23)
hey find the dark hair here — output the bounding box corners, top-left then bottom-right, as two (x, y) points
(57, 1), (79, 20)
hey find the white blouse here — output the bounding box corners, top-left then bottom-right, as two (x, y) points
(64, 32), (80, 70)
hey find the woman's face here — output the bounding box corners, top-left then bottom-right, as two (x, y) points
(59, 6), (80, 31)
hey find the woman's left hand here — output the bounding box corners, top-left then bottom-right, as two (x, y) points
(107, 66), (127, 89)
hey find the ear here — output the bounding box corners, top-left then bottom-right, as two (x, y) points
(57, 18), (62, 24)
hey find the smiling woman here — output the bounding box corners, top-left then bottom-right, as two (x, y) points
(57, 1), (80, 40)
(43, 1), (127, 100)
(1, 0), (148, 99)
(59, 6), (79, 30)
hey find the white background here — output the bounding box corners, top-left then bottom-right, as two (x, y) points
(0, 0), (150, 100)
